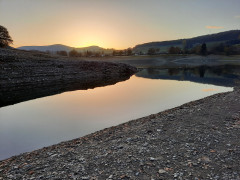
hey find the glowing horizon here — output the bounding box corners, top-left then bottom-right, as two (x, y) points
(1, 0), (240, 49)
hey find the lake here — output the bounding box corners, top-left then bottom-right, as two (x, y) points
(0, 65), (238, 160)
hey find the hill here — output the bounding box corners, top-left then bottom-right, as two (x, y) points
(134, 30), (240, 53)
(18, 44), (73, 52)
(18, 44), (113, 54)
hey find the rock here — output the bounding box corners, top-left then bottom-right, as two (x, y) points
(174, 173), (179, 178)
(143, 142), (148, 147)
(81, 176), (90, 180)
(158, 169), (166, 174)
(108, 175), (113, 179)
(167, 114), (174, 117)
(150, 157), (155, 161)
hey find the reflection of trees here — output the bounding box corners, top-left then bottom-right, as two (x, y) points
(142, 65), (240, 80)
(199, 66), (206, 78)
(183, 68), (189, 78)
(147, 68), (158, 75)
(212, 68), (223, 76)
(167, 67), (206, 78)
(168, 68), (180, 76)
(211, 65), (235, 76)
(193, 68), (200, 76)
(137, 65), (240, 87)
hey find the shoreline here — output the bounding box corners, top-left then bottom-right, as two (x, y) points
(83, 54), (240, 68)
(1, 87), (239, 179)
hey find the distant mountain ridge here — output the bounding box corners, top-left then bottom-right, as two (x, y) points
(18, 44), (111, 53)
(18, 44), (73, 52)
(134, 30), (240, 53)
(18, 30), (240, 54)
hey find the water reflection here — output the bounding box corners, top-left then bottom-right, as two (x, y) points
(0, 75), (232, 160)
(0, 72), (134, 108)
(136, 65), (240, 87)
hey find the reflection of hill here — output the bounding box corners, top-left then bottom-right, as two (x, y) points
(136, 65), (240, 87)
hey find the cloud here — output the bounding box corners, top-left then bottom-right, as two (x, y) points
(206, 26), (224, 29)
(235, 15), (240, 18)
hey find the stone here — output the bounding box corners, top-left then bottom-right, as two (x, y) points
(158, 169), (166, 174)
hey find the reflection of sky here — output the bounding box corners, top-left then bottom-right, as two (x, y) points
(0, 75), (232, 160)
(0, 0), (240, 48)
(202, 89), (217, 92)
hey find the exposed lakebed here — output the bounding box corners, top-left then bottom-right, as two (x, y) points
(1, 65), (239, 160)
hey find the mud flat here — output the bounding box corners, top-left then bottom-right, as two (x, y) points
(0, 48), (137, 107)
(0, 86), (240, 179)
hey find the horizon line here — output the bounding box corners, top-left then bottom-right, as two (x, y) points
(15, 29), (240, 50)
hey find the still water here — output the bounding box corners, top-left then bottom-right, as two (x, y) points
(0, 67), (235, 160)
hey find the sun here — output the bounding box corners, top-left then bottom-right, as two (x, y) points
(73, 36), (106, 48)
(76, 42), (99, 48)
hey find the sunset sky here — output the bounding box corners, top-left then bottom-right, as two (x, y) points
(0, 0), (240, 49)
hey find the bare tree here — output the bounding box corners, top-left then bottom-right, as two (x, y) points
(148, 48), (156, 55)
(201, 43), (207, 56)
(182, 40), (187, 54)
(56, 51), (68, 56)
(69, 49), (79, 57)
(127, 48), (132, 56)
(168, 46), (181, 54)
(0, 25), (13, 48)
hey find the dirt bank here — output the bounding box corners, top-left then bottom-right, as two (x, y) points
(0, 87), (239, 179)
(0, 48), (137, 107)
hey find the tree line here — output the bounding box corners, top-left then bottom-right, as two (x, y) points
(166, 42), (240, 56)
(54, 50), (105, 57)
(112, 48), (133, 56)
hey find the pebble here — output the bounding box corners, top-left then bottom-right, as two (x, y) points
(108, 175), (113, 179)
(158, 169), (166, 174)
(150, 157), (155, 161)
